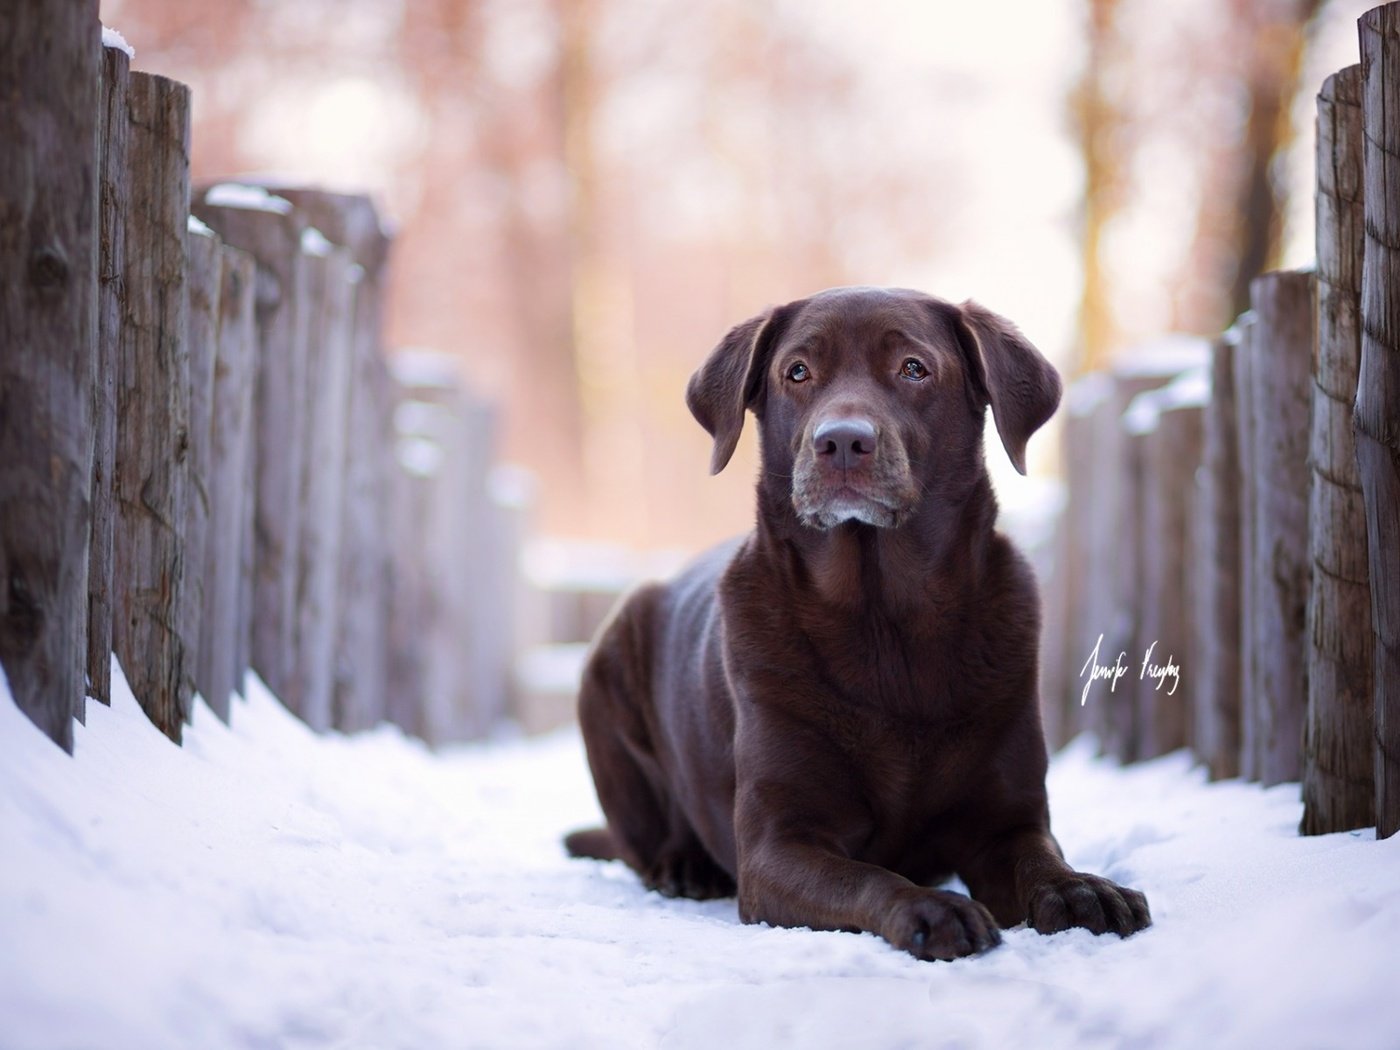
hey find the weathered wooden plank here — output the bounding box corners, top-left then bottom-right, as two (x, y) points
(1096, 350), (1204, 762)
(196, 245), (257, 722)
(1037, 500), (1070, 751)
(385, 369), (427, 740)
(1358, 4), (1400, 839)
(1194, 332), (1243, 780)
(1062, 373), (1111, 743)
(286, 230), (356, 731)
(182, 219), (221, 715)
(1247, 270), (1314, 787)
(111, 72), (192, 742)
(0, 0), (101, 750)
(1125, 371), (1207, 760)
(191, 186), (308, 701)
(87, 40), (129, 708)
(1303, 64), (1374, 834)
(1233, 314), (1259, 781)
(267, 187), (394, 733)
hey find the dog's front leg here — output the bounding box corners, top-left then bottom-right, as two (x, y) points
(960, 826), (1151, 937)
(731, 707), (1000, 962)
(737, 832), (1002, 961)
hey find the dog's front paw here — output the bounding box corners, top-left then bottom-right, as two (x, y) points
(1027, 873), (1151, 937)
(883, 889), (1002, 962)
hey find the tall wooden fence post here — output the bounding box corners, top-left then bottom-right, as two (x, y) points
(1247, 271), (1314, 786)
(1358, 3), (1400, 839)
(112, 72), (193, 741)
(1233, 314), (1260, 780)
(0, 0), (101, 751)
(1304, 64), (1374, 834)
(87, 39), (130, 708)
(192, 187), (308, 701)
(1193, 331), (1243, 780)
(1061, 374), (1112, 742)
(1125, 370), (1207, 760)
(268, 187), (394, 733)
(286, 229), (356, 730)
(183, 219), (221, 712)
(196, 245), (257, 721)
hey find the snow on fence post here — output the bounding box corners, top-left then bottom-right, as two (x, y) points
(285, 229), (357, 731)
(87, 39), (130, 709)
(0, 0), (101, 751)
(1358, 3), (1400, 840)
(1304, 64), (1374, 835)
(182, 219), (221, 716)
(1125, 368), (1208, 760)
(1193, 331), (1244, 780)
(111, 72), (192, 743)
(192, 187), (309, 703)
(197, 245), (257, 722)
(267, 187), (395, 733)
(1246, 271), (1314, 787)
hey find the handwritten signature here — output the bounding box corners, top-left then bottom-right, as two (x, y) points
(1079, 634), (1181, 706)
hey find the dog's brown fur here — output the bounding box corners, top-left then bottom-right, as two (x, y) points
(565, 286), (1150, 961)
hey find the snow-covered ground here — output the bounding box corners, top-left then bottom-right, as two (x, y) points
(3, 662), (1398, 1050)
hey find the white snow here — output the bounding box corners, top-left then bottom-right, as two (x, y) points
(300, 226), (335, 257)
(3, 659), (1399, 1050)
(1123, 366), (1212, 435)
(187, 214), (215, 238)
(101, 25), (134, 58)
(202, 183), (294, 216)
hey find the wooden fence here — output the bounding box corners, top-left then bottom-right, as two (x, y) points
(1, 3), (515, 752)
(1039, 3), (1400, 840)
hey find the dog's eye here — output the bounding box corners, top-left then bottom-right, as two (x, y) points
(787, 362), (811, 383)
(900, 359), (928, 381)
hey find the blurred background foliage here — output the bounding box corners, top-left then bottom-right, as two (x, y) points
(100, 0), (1371, 551)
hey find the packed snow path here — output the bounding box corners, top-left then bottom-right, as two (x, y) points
(3, 662), (1399, 1050)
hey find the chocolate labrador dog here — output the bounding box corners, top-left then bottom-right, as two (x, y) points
(565, 286), (1150, 960)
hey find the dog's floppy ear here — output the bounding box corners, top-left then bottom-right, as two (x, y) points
(951, 300), (1062, 475)
(685, 307), (786, 474)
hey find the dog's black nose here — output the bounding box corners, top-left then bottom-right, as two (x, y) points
(813, 418), (878, 470)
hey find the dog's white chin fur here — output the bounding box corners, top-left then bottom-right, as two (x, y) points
(796, 494), (901, 530)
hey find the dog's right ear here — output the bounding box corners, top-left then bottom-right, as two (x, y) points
(685, 307), (784, 474)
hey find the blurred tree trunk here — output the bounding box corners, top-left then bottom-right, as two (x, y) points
(1070, 0), (1127, 375)
(1179, 0), (1325, 332)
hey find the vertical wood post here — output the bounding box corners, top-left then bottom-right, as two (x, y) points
(1304, 64), (1374, 834)
(1194, 331), (1243, 780)
(1358, 3), (1400, 838)
(182, 219), (221, 713)
(267, 187), (394, 732)
(1247, 270), (1314, 786)
(111, 72), (192, 742)
(0, 0), (101, 750)
(1126, 372), (1207, 760)
(192, 188), (308, 701)
(1097, 355), (1203, 761)
(1233, 314), (1260, 780)
(196, 245), (257, 722)
(87, 40), (129, 707)
(286, 230), (356, 731)
(1062, 374), (1112, 742)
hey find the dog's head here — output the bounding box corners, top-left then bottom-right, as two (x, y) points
(686, 286), (1061, 529)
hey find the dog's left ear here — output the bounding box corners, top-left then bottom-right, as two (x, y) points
(686, 306), (787, 474)
(951, 300), (1062, 475)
